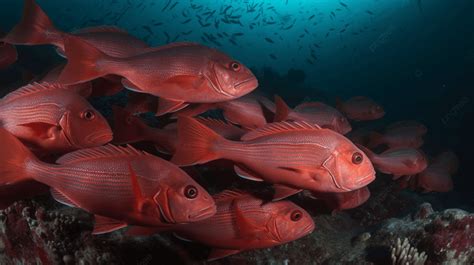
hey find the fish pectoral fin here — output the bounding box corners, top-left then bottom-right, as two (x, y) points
(234, 164), (264, 182)
(125, 226), (163, 237)
(50, 188), (79, 208)
(233, 198), (265, 239)
(93, 215), (128, 235)
(18, 122), (60, 139)
(207, 248), (241, 261)
(163, 75), (206, 90)
(156, 98), (189, 116)
(272, 184), (303, 201)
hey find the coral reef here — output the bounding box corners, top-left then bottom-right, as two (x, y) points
(390, 238), (427, 265)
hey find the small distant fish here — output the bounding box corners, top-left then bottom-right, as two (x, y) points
(142, 25), (153, 35)
(308, 14), (315, 20)
(269, 54), (277, 60)
(339, 2), (348, 8)
(168, 1), (178, 11)
(366, 10), (374, 15)
(264, 37), (274, 43)
(181, 18), (192, 24)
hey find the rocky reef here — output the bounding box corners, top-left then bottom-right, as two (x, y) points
(0, 176), (471, 265)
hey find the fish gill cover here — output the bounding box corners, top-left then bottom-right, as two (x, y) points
(0, 0), (473, 264)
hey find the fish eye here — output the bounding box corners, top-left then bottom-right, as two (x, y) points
(229, 61), (241, 71)
(82, 110), (96, 121)
(184, 185), (198, 199)
(352, 152), (364, 164)
(290, 210), (303, 221)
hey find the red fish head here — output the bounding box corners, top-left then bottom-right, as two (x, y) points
(60, 98), (113, 149)
(266, 201), (315, 244)
(367, 103), (385, 119)
(322, 141), (376, 192)
(153, 172), (216, 223)
(333, 116), (352, 135)
(206, 54), (258, 100)
(0, 41), (18, 70)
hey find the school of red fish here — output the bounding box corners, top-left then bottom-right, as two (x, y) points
(0, 0), (458, 261)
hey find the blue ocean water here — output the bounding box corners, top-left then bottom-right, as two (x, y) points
(0, 0), (472, 198)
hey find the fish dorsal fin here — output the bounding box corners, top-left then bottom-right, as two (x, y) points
(241, 121), (322, 141)
(56, 144), (149, 164)
(213, 189), (248, 201)
(73, 26), (129, 35)
(294, 102), (327, 111)
(141, 42), (200, 53)
(2, 82), (65, 103)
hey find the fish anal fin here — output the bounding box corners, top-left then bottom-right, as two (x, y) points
(273, 184), (302, 201)
(93, 215), (127, 234)
(156, 98), (189, 116)
(122, 79), (144, 93)
(50, 188), (79, 208)
(126, 226), (163, 236)
(207, 248), (241, 261)
(234, 164), (264, 182)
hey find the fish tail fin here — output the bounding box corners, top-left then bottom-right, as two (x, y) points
(368, 132), (383, 148)
(171, 116), (224, 166)
(0, 128), (38, 186)
(112, 106), (148, 145)
(58, 35), (117, 85)
(273, 95), (291, 122)
(2, 0), (63, 46)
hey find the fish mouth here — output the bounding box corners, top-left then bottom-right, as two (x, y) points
(302, 222), (316, 235)
(86, 130), (113, 145)
(354, 171), (376, 187)
(234, 77), (258, 91)
(188, 204), (216, 221)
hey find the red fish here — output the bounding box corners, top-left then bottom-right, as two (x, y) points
(414, 151), (458, 192)
(113, 107), (247, 154)
(310, 186), (370, 212)
(336, 96), (385, 121)
(369, 128), (424, 149)
(2, 0), (149, 58)
(128, 190), (315, 261)
(0, 37), (17, 70)
(385, 120), (427, 136)
(172, 117), (376, 200)
(57, 35), (258, 115)
(0, 128), (216, 234)
(357, 145), (427, 179)
(274, 96), (352, 134)
(0, 82), (112, 155)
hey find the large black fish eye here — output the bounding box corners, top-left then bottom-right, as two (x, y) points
(352, 152), (364, 164)
(290, 210), (303, 221)
(82, 109), (96, 121)
(229, 61), (241, 71)
(184, 185), (198, 199)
